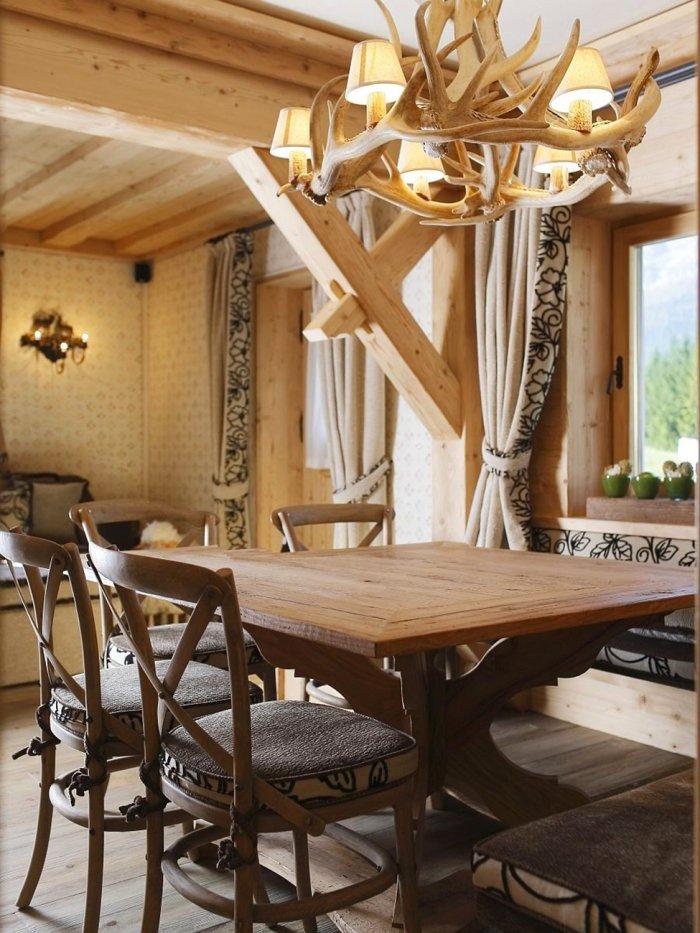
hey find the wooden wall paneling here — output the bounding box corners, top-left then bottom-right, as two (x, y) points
(530, 667), (696, 757)
(431, 228), (482, 541)
(565, 215), (613, 515)
(255, 282), (305, 554)
(0, 0), (340, 91)
(611, 211), (698, 463)
(0, 11), (314, 159)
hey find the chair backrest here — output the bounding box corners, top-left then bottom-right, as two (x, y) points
(87, 542), (254, 811)
(270, 503), (394, 552)
(0, 529), (139, 752)
(69, 499), (219, 549)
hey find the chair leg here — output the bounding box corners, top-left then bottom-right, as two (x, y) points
(393, 796), (421, 933)
(16, 745), (56, 909)
(292, 828), (317, 933)
(261, 666), (277, 702)
(141, 808), (164, 933)
(233, 861), (256, 933)
(82, 775), (106, 933)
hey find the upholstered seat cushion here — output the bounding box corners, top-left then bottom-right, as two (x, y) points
(472, 771), (693, 933)
(105, 621), (264, 668)
(50, 660), (262, 738)
(160, 701), (418, 808)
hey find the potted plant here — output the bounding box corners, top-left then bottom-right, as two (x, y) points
(601, 460), (632, 498)
(662, 461), (695, 500)
(631, 470), (661, 499)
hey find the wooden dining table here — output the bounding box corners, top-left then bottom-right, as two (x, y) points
(130, 540), (695, 828)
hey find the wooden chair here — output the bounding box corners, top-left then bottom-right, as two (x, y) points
(71, 499), (276, 700)
(271, 502), (394, 705)
(88, 541), (421, 933)
(0, 528), (245, 933)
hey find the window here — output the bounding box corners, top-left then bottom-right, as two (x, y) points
(612, 214), (698, 475)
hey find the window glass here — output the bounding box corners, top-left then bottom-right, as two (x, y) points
(634, 233), (698, 474)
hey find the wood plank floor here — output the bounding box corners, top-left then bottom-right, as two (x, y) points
(0, 684), (691, 931)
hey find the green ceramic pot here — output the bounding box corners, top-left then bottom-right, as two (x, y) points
(631, 472), (660, 499)
(663, 475), (694, 501)
(601, 474), (630, 498)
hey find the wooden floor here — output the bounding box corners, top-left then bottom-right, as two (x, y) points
(0, 684), (691, 932)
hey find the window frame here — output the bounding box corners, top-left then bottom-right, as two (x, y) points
(611, 211), (698, 466)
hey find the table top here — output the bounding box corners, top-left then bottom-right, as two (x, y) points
(133, 542), (695, 657)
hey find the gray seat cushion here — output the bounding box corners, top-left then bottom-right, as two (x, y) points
(160, 701), (418, 808)
(472, 771), (693, 933)
(50, 660), (262, 738)
(105, 621), (264, 669)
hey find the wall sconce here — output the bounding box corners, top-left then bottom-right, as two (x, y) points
(20, 312), (88, 373)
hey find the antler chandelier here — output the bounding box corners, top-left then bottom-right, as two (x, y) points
(269, 0), (661, 225)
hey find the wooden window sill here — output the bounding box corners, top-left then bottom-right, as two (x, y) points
(586, 496), (694, 526)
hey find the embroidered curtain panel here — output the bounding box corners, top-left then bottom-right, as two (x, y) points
(208, 231), (254, 548)
(466, 152), (571, 550)
(312, 192), (391, 547)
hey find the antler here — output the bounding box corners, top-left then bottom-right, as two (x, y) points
(280, 0), (661, 224)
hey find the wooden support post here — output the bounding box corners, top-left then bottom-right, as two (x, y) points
(431, 229), (482, 541)
(231, 147), (461, 440)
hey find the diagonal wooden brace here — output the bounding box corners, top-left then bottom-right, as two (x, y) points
(230, 147), (462, 440)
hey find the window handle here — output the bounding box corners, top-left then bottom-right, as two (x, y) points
(606, 356), (624, 395)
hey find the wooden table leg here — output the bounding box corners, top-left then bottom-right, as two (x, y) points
(442, 616), (664, 826)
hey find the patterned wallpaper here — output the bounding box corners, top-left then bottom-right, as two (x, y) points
(146, 246), (214, 512)
(0, 248), (145, 498)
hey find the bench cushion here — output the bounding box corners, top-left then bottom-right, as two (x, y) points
(472, 771), (693, 933)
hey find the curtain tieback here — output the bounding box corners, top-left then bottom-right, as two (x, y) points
(333, 457), (392, 504)
(213, 479), (248, 501)
(481, 441), (532, 478)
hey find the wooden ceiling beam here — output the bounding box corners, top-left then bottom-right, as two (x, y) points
(116, 0), (355, 68)
(0, 0), (340, 92)
(113, 190), (262, 254)
(0, 11), (314, 159)
(0, 136), (111, 211)
(232, 147), (461, 440)
(150, 212), (264, 260)
(39, 156), (203, 247)
(1, 225), (119, 257)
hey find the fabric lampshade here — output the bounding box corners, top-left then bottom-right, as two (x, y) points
(533, 146), (580, 174)
(551, 47), (613, 113)
(397, 141), (445, 184)
(270, 108), (311, 158)
(345, 40), (406, 105)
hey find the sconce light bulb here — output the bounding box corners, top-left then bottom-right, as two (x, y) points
(34, 329), (42, 340)
(59, 341), (69, 353)
(81, 333), (89, 343)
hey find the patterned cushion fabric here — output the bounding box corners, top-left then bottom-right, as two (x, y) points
(50, 660), (262, 738)
(104, 621), (264, 669)
(160, 701), (418, 808)
(0, 480), (30, 532)
(472, 771), (693, 933)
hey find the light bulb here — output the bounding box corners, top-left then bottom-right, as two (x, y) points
(81, 332), (89, 343)
(34, 329), (42, 340)
(59, 341), (69, 353)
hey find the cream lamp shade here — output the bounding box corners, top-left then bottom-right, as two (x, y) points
(345, 40), (406, 105)
(270, 107), (311, 159)
(397, 141), (445, 185)
(551, 47), (613, 113)
(533, 146), (580, 174)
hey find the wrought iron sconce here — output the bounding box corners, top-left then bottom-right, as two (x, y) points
(20, 312), (89, 374)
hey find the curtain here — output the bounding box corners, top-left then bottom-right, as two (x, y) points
(209, 231), (254, 548)
(466, 150), (571, 550)
(312, 192), (391, 546)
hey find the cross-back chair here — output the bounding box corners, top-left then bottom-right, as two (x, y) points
(71, 499), (276, 700)
(271, 502), (395, 706)
(88, 541), (421, 933)
(271, 502), (394, 552)
(1, 528), (241, 933)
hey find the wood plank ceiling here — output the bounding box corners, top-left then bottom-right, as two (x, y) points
(0, 118), (267, 258)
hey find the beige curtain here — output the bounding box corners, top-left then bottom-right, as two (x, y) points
(208, 231), (254, 548)
(313, 192), (391, 546)
(466, 151), (571, 549)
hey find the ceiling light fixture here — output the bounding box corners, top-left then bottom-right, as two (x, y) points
(271, 0), (660, 225)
